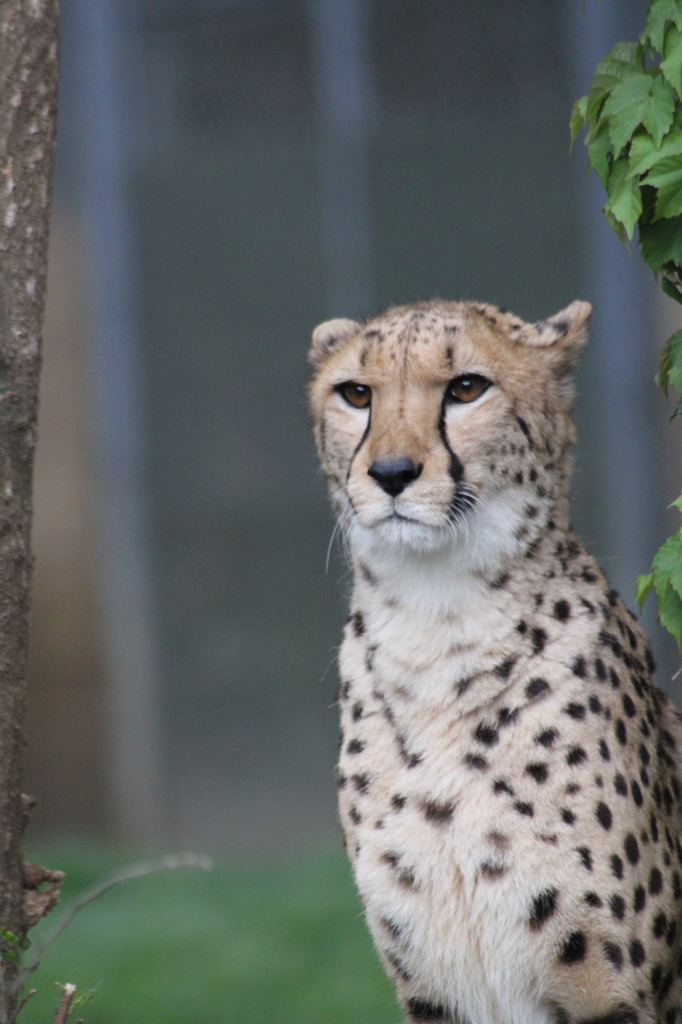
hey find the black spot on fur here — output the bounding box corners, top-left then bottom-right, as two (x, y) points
(624, 833), (640, 865)
(515, 415), (534, 447)
(514, 800), (534, 817)
(653, 911), (668, 939)
(614, 719), (627, 745)
(422, 800), (455, 824)
(584, 891), (602, 908)
(352, 773), (370, 794)
(495, 656), (517, 679)
(633, 885), (646, 912)
(406, 998), (447, 1021)
(525, 762), (549, 783)
(609, 893), (626, 920)
(493, 778), (514, 797)
(531, 628), (547, 654)
(529, 887), (558, 930)
(603, 941), (624, 970)
(474, 722), (499, 746)
(611, 854), (623, 879)
(649, 866), (663, 895)
(536, 727), (559, 748)
(578, 1007), (640, 1024)
(572, 656), (587, 678)
(577, 846), (593, 870)
(561, 808), (576, 825)
(349, 611), (365, 637)
(629, 939), (646, 967)
(599, 739), (611, 761)
(613, 773), (627, 796)
(567, 745), (587, 766)
(347, 738), (365, 755)
(593, 798), (610, 831)
(621, 693), (637, 718)
(559, 931), (586, 964)
(553, 600), (571, 621)
(480, 860), (506, 878)
(526, 677), (550, 700)
(464, 752), (488, 771)
(564, 702), (586, 720)
(387, 951), (411, 981)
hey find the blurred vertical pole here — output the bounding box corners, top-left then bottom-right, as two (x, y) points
(310, 0), (376, 318)
(563, 3), (674, 686)
(71, 0), (163, 839)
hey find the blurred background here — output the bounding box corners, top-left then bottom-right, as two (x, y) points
(20, 0), (682, 1018)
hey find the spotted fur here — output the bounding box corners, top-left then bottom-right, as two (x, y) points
(309, 299), (682, 1024)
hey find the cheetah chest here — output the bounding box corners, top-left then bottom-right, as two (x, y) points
(336, 662), (567, 1021)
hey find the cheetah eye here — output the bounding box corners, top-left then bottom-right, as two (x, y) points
(446, 374), (491, 404)
(336, 381), (372, 409)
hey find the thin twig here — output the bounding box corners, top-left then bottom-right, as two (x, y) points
(23, 853), (213, 981)
(53, 983), (75, 1024)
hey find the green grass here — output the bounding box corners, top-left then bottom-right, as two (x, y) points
(17, 842), (398, 1024)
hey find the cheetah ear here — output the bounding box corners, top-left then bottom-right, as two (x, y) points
(530, 300), (592, 350)
(309, 318), (360, 367)
(520, 300), (592, 403)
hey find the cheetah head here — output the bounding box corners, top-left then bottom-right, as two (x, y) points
(309, 299), (591, 564)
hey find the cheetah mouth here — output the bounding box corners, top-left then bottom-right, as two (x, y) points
(361, 510), (460, 552)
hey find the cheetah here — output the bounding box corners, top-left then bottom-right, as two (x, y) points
(308, 299), (682, 1024)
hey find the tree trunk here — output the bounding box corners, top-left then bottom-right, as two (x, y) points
(0, 1), (59, 1018)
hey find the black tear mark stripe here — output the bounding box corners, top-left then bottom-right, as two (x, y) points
(346, 402), (372, 484)
(438, 394), (465, 486)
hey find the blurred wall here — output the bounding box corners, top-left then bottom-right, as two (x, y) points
(24, 0), (682, 854)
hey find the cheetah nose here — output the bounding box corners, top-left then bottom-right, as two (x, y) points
(367, 458), (423, 497)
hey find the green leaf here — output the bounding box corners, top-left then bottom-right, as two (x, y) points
(605, 156), (643, 238)
(656, 328), (682, 392)
(570, 95), (588, 147)
(627, 127), (682, 177)
(661, 274), (682, 302)
(653, 531), (682, 595)
(671, 399), (682, 418)
(646, 0), (682, 54)
(587, 122), (613, 187)
(656, 578), (682, 647)
(639, 215), (682, 272)
(585, 43), (645, 130)
(635, 571), (655, 606)
(602, 73), (676, 156)
(666, 330), (682, 393)
(642, 155), (682, 219)
(662, 23), (682, 96)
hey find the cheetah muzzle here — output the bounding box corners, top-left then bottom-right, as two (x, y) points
(309, 299), (682, 1024)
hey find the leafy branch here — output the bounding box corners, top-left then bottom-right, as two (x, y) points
(571, 0), (682, 647)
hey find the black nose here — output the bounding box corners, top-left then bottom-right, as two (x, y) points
(367, 458), (423, 497)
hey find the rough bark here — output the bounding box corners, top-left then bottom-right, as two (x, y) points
(0, 0), (59, 1018)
